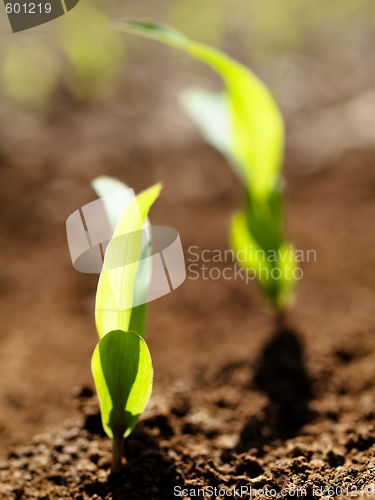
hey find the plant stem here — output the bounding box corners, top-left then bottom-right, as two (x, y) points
(111, 436), (124, 473)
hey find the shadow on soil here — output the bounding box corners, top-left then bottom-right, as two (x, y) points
(237, 328), (315, 453)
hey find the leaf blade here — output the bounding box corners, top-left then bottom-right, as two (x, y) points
(115, 20), (294, 310)
(91, 329), (153, 439)
(92, 176), (154, 338)
(95, 183), (161, 339)
(114, 20), (284, 199)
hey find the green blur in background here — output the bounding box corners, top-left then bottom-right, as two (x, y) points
(0, 0), (375, 108)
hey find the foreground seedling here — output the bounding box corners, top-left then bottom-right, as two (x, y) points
(91, 180), (161, 471)
(92, 329), (152, 472)
(115, 20), (296, 316)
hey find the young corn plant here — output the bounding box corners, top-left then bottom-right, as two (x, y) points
(90, 177), (161, 472)
(114, 20), (296, 319)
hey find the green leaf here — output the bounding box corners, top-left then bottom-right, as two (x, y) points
(230, 211), (274, 300)
(113, 20), (284, 200)
(91, 176), (137, 232)
(275, 241), (296, 309)
(95, 183), (161, 339)
(180, 89), (234, 165)
(92, 176), (153, 339)
(114, 20), (295, 310)
(230, 211), (295, 308)
(91, 329), (153, 440)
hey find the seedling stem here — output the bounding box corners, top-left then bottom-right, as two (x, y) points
(111, 436), (124, 473)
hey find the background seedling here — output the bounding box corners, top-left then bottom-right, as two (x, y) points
(91, 180), (161, 471)
(114, 20), (296, 317)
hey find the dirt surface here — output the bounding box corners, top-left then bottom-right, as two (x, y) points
(2, 81), (375, 495)
(0, 146), (375, 497)
(3, 315), (375, 500)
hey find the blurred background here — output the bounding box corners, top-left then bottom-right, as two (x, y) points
(1, 0), (375, 456)
(1, 0), (375, 161)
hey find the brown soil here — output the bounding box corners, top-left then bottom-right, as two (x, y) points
(1, 89), (375, 496)
(3, 317), (375, 500)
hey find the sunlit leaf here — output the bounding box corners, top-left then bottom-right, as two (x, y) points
(230, 211), (295, 308)
(92, 176), (152, 339)
(91, 329), (153, 441)
(113, 20), (284, 200)
(95, 183), (161, 339)
(114, 20), (295, 310)
(180, 89), (234, 163)
(91, 176), (136, 233)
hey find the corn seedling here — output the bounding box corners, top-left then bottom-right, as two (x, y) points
(90, 177), (161, 471)
(114, 20), (296, 316)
